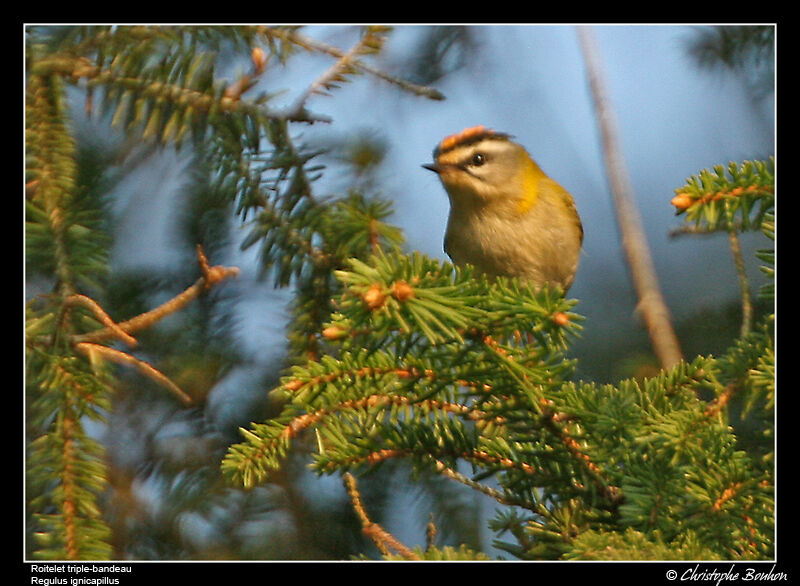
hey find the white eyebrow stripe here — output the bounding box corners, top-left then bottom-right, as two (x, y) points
(448, 139), (511, 164)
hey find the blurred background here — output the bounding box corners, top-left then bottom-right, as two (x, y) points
(33, 24), (775, 559)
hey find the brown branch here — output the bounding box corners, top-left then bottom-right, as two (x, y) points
(343, 472), (421, 560)
(712, 482), (742, 511)
(75, 342), (193, 406)
(577, 26), (683, 370)
(61, 401), (80, 560)
(425, 514), (437, 552)
(704, 383), (736, 419)
(64, 294), (137, 347)
(431, 457), (543, 511)
(58, 247), (238, 407)
(72, 246), (239, 345)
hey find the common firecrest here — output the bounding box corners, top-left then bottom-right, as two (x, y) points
(423, 126), (583, 291)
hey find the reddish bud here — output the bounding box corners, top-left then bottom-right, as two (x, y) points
(284, 379), (304, 392)
(251, 47), (267, 73)
(552, 312), (570, 326)
(322, 325), (347, 340)
(391, 280), (415, 301)
(670, 193), (693, 210)
(363, 284), (386, 310)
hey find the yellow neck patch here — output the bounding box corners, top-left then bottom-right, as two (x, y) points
(516, 157), (541, 215)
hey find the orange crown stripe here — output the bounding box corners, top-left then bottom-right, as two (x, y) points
(435, 126), (510, 156)
(439, 125), (487, 151)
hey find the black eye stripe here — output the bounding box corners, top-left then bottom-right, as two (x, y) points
(456, 152), (487, 169)
(457, 154), (489, 181)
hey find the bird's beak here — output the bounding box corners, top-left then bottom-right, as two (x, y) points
(422, 163), (442, 174)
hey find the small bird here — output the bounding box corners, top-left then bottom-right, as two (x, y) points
(423, 126), (583, 291)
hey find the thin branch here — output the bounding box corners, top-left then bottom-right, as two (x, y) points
(293, 34), (365, 109)
(63, 247), (237, 407)
(577, 26), (683, 370)
(72, 246), (239, 345)
(668, 221), (754, 337)
(343, 472), (421, 560)
(64, 294), (137, 347)
(60, 401), (80, 560)
(669, 224), (739, 237)
(727, 225), (753, 338)
(264, 27), (446, 101)
(75, 342), (193, 406)
(425, 514), (437, 552)
(335, 446), (547, 515)
(431, 457), (544, 511)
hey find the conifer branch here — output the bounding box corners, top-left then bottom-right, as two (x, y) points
(483, 341), (621, 505)
(669, 160), (774, 228)
(28, 354), (113, 560)
(26, 73), (80, 296)
(670, 159), (774, 337)
(540, 411), (621, 506)
(31, 53), (330, 129)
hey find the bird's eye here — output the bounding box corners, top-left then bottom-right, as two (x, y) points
(471, 153), (487, 166)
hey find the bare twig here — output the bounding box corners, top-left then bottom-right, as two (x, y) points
(425, 513), (437, 552)
(75, 342), (193, 405)
(668, 214), (753, 337)
(723, 202), (753, 337)
(64, 294), (137, 347)
(577, 26), (683, 370)
(63, 246), (239, 406)
(72, 246), (239, 345)
(343, 472), (421, 560)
